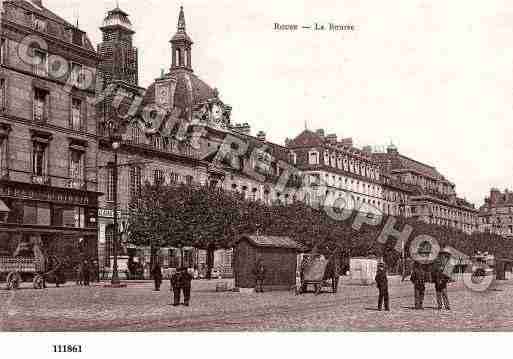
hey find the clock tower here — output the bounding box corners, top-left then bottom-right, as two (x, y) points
(97, 4), (139, 90)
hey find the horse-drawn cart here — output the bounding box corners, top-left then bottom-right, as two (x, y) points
(299, 254), (338, 295)
(0, 256), (45, 290)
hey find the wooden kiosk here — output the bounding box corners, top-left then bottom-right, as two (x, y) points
(233, 235), (306, 291)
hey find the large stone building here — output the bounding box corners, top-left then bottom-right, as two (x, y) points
(478, 188), (513, 238)
(0, 0), (100, 272)
(286, 129), (388, 215)
(95, 6), (300, 277)
(373, 144), (477, 234)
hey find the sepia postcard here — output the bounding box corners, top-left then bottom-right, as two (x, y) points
(1, 0), (513, 357)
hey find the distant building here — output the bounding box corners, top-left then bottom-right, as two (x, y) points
(0, 0), (100, 271)
(478, 188), (513, 238)
(373, 144), (477, 234)
(286, 129), (389, 214)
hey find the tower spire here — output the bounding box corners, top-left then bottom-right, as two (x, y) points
(177, 6), (186, 32)
(170, 6), (193, 72)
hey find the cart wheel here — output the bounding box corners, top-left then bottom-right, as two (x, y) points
(33, 274), (44, 290)
(6, 272), (21, 290)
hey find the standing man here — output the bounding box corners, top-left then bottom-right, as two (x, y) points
(151, 261), (163, 291)
(76, 261), (83, 286)
(410, 263), (426, 310)
(170, 269), (181, 306)
(375, 262), (389, 311)
(82, 260), (90, 286)
(179, 267), (193, 306)
(434, 267), (451, 310)
(252, 259), (266, 293)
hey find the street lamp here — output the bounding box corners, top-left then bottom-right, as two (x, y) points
(110, 137), (122, 286)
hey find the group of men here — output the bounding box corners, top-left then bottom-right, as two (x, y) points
(75, 260), (98, 286)
(375, 261), (451, 311)
(151, 263), (193, 306)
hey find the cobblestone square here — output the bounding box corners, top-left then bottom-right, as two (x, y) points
(1, 278), (512, 331)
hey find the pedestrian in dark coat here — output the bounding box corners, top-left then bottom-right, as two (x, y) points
(179, 267), (193, 306)
(252, 259), (266, 293)
(76, 262), (83, 286)
(170, 269), (181, 306)
(375, 262), (389, 311)
(151, 262), (163, 291)
(82, 260), (90, 286)
(410, 264), (426, 309)
(434, 268), (451, 310)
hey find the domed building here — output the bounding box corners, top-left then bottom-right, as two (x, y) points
(141, 6), (232, 131)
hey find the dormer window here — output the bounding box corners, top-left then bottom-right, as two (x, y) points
(289, 151), (297, 165)
(32, 16), (47, 32)
(72, 29), (84, 47)
(308, 151), (319, 165)
(323, 150), (330, 165)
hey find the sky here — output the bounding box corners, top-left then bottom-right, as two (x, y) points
(45, 0), (513, 206)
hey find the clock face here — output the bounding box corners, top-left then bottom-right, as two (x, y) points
(158, 87), (169, 104)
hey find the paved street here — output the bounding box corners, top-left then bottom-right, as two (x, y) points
(1, 278), (512, 331)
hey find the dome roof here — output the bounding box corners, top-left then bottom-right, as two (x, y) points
(143, 69), (218, 110)
(102, 6), (133, 32)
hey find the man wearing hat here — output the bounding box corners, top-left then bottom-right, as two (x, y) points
(178, 267), (193, 306)
(410, 262), (426, 309)
(375, 262), (389, 311)
(170, 269), (181, 306)
(434, 248), (451, 310)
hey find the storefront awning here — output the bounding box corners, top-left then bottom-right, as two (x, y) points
(0, 199), (10, 212)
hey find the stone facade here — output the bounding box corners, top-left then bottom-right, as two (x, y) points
(286, 129), (387, 214)
(0, 0), (100, 277)
(373, 145), (477, 234)
(478, 188), (513, 238)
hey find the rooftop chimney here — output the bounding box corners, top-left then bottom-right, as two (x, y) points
(315, 129), (325, 138)
(30, 0), (43, 8)
(232, 123), (251, 136)
(340, 137), (353, 147)
(256, 131), (266, 142)
(326, 133), (337, 144)
(362, 145), (373, 153)
(490, 188), (500, 204)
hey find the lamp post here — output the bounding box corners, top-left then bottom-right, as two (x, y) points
(111, 139), (121, 285)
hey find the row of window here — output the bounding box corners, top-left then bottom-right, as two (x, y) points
(309, 172), (383, 198)
(104, 166), (195, 202)
(0, 77), (86, 131)
(306, 150), (380, 180)
(0, 129), (86, 187)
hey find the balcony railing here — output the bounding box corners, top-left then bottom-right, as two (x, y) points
(67, 179), (85, 190)
(31, 175), (50, 185)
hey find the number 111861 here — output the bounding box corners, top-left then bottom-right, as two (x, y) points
(52, 345), (82, 353)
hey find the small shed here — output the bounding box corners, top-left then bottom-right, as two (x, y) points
(233, 235), (306, 291)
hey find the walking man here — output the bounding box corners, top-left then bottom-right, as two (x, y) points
(434, 267), (451, 310)
(170, 269), (181, 306)
(151, 261), (163, 291)
(82, 260), (90, 286)
(179, 267), (193, 306)
(375, 262), (389, 311)
(410, 263), (426, 310)
(252, 259), (266, 293)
